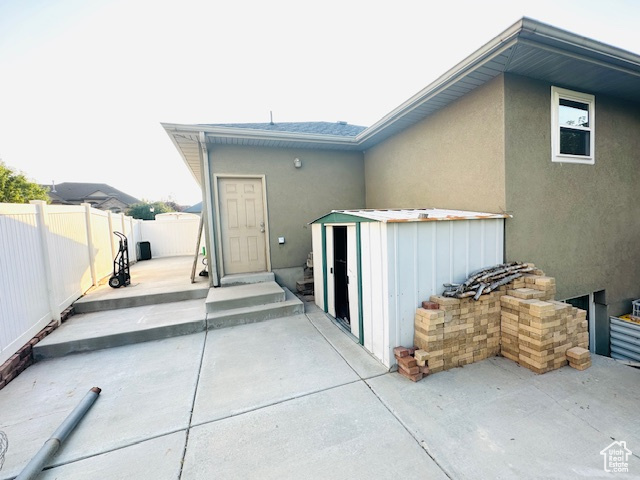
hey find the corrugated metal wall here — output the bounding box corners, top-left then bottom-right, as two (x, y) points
(610, 317), (640, 362)
(363, 219), (504, 367)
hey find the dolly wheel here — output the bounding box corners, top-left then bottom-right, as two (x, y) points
(109, 276), (121, 288)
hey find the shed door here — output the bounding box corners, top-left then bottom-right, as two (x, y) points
(218, 177), (267, 275)
(347, 225), (360, 340)
(326, 226), (335, 317)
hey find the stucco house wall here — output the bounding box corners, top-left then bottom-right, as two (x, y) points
(209, 145), (365, 285)
(364, 76), (506, 213)
(504, 73), (640, 351)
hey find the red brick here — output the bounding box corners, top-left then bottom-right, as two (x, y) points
(397, 355), (417, 369)
(397, 368), (423, 382)
(420, 365), (430, 375)
(398, 363), (420, 375)
(18, 344), (32, 359)
(8, 354), (20, 369)
(422, 301), (440, 310)
(0, 380), (6, 390)
(393, 346), (412, 358)
(0, 361), (12, 379)
(29, 337), (40, 347)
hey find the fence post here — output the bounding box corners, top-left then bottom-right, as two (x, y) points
(30, 200), (62, 326)
(82, 203), (98, 287)
(107, 212), (116, 261)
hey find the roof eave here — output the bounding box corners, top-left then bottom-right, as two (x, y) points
(355, 18), (525, 146)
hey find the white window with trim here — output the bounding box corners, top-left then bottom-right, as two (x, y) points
(551, 86), (595, 164)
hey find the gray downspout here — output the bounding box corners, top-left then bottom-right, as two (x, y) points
(199, 132), (219, 287)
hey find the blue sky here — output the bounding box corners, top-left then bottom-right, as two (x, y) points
(1, 0), (639, 205)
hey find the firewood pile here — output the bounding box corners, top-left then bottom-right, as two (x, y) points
(442, 262), (537, 300)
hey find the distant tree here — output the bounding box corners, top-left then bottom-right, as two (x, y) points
(127, 201), (174, 220)
(0, 162), (49, 203)
(163, 200), (185, 212)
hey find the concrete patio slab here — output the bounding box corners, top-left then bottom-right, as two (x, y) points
(34, 299), (206, 359)
(367, 355), (640, 479)
(528, 355), (640, 451)
(182, 381), (448, 480)
(74, 256), (209, 313)
(306, 309), (388, 379)
(0, 334), (204, 480)
(191, 315), (359, 425)
(39, 431), (186, 480)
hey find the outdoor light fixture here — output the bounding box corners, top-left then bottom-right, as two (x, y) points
(293, 157), (302, 168)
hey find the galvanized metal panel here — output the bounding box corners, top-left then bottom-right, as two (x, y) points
(360, 222), (389, 365)
(385, 218), (504, 366)
(610, 317), (640, 362)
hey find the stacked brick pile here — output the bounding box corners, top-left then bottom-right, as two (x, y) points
(414, 293), (502, 373)
(394, 346), (429, 382)
(413, 266), (589, 376)
(566, 346), (592, 370)
(500, 278), (588, 373)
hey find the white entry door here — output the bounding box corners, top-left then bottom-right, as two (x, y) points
(218, 177), (267, 275)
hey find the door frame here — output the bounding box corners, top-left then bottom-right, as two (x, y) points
(323, 222), (364, 345)
(213, 174), (271, 278)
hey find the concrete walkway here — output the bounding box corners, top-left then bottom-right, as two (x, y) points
(1, 305), (639, 479)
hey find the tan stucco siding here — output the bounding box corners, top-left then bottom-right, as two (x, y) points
(364, 75), (506, 213)
(209, 145), (365, 270)
(504, 74), (640, 317)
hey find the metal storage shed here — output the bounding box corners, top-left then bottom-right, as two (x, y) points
(311, 208), (510, 367)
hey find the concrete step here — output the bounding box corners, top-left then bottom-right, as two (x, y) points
(206, 281), (285, 313)
(34, 299), (206, 360)
(74, 286), (209, 314)
(207, 288), (304, 330)
(220, 271), (275, 287)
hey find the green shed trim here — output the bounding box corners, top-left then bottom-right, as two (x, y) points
(356, 223), (364, 346)
(322, 225), (328, 313)
(312, 212), (377, 225)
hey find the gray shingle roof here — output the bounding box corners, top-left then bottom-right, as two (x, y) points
(201, 121), (366, 137)
(48, 183), (141, 205)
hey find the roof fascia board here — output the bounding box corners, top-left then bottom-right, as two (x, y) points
(162, 18), (640, 155)
(519, 17), (640, 69)
(161, 123), (202, 184)
(164, 123), (358, 147)
(355, 19), (524, 144)
(517, 37), (640, 79)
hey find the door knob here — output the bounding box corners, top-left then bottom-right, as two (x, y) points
(260, 221), (265, 233)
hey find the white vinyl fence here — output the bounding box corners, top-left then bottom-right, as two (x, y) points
(139, 218), (203, 258)
(0, 202), (202, 365)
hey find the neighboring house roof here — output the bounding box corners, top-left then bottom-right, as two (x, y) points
(47, 182), (141, 205)
(163, 17), (640, 184)
(311, 208), (510, 224)
(183, 201), (202, 213)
